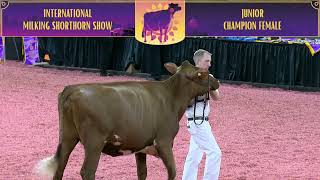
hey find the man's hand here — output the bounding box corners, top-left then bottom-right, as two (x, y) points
(209, 74), (220, 91)
(210, 89), (220, 101)
(208, 74), (220, 100)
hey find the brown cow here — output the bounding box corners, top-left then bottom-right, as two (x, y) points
(34, 60), (220, 180)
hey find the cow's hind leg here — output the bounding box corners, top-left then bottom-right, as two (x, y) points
(80, 133), (105, 180)
(144, 29), (147, 42)
(53, 135), (79, 180)
(156, 141), (176, 180)
(135, 153), (147, 180)
(151, 31), (156, 41)
(158, 29), (163, 43)
(54, 93), (80, 180)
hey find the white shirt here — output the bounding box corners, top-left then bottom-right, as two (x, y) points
(185, 93), (210, 118)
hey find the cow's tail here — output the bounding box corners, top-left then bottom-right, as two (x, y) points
(142, 15), (145, 38)
(34, 88), (76, 178)
(33, 155), (58, 178)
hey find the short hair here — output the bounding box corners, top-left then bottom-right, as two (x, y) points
(193, 49), (212, 64)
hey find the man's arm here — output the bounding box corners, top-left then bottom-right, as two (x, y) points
(209, 77), (220, 100)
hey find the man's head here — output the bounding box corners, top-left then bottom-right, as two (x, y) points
(193, 49), (212, 70)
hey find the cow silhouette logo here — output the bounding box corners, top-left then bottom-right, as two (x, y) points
(142, 3), (181, 43)
(135, 1), (185, 45)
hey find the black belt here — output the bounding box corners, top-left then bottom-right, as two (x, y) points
(188, 117), (209, 121)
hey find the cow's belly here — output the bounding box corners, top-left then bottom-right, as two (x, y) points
(102, 140), (159, 158)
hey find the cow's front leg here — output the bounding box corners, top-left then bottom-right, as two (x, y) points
(135, 153), (147, 180)
(156, 140), (176, 180)
(164, 28), (168, 42)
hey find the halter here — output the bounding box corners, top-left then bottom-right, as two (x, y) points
(192, 74), (211, 125)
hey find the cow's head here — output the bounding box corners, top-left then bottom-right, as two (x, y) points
(164, 60), (220, 96)
(168, 3), (181, 14)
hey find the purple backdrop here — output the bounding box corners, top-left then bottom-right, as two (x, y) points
(1, 2), (318, 37)
(186, 3), (318, 36)
(2, 3), (135, 36)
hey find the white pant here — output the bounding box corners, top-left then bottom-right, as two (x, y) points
(182, 120), (222, 180)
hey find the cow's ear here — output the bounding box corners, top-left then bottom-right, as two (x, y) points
(164, 62), (178, 74)
(181, 60), (190, 66)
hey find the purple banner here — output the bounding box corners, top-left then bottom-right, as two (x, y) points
(0, 38), (4, 62)
(186, 3), (318, 36)
(2, 3), (135, 36)
(23, 37), (39, 65)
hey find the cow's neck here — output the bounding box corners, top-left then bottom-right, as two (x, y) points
(164, 75), (204, 121)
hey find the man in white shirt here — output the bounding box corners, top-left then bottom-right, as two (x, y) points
(182, 49), (222, 180)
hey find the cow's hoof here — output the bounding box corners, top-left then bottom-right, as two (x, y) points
(151, 35), (156, 40)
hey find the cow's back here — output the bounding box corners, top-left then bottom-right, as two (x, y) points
(144, 10), (171, 30)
